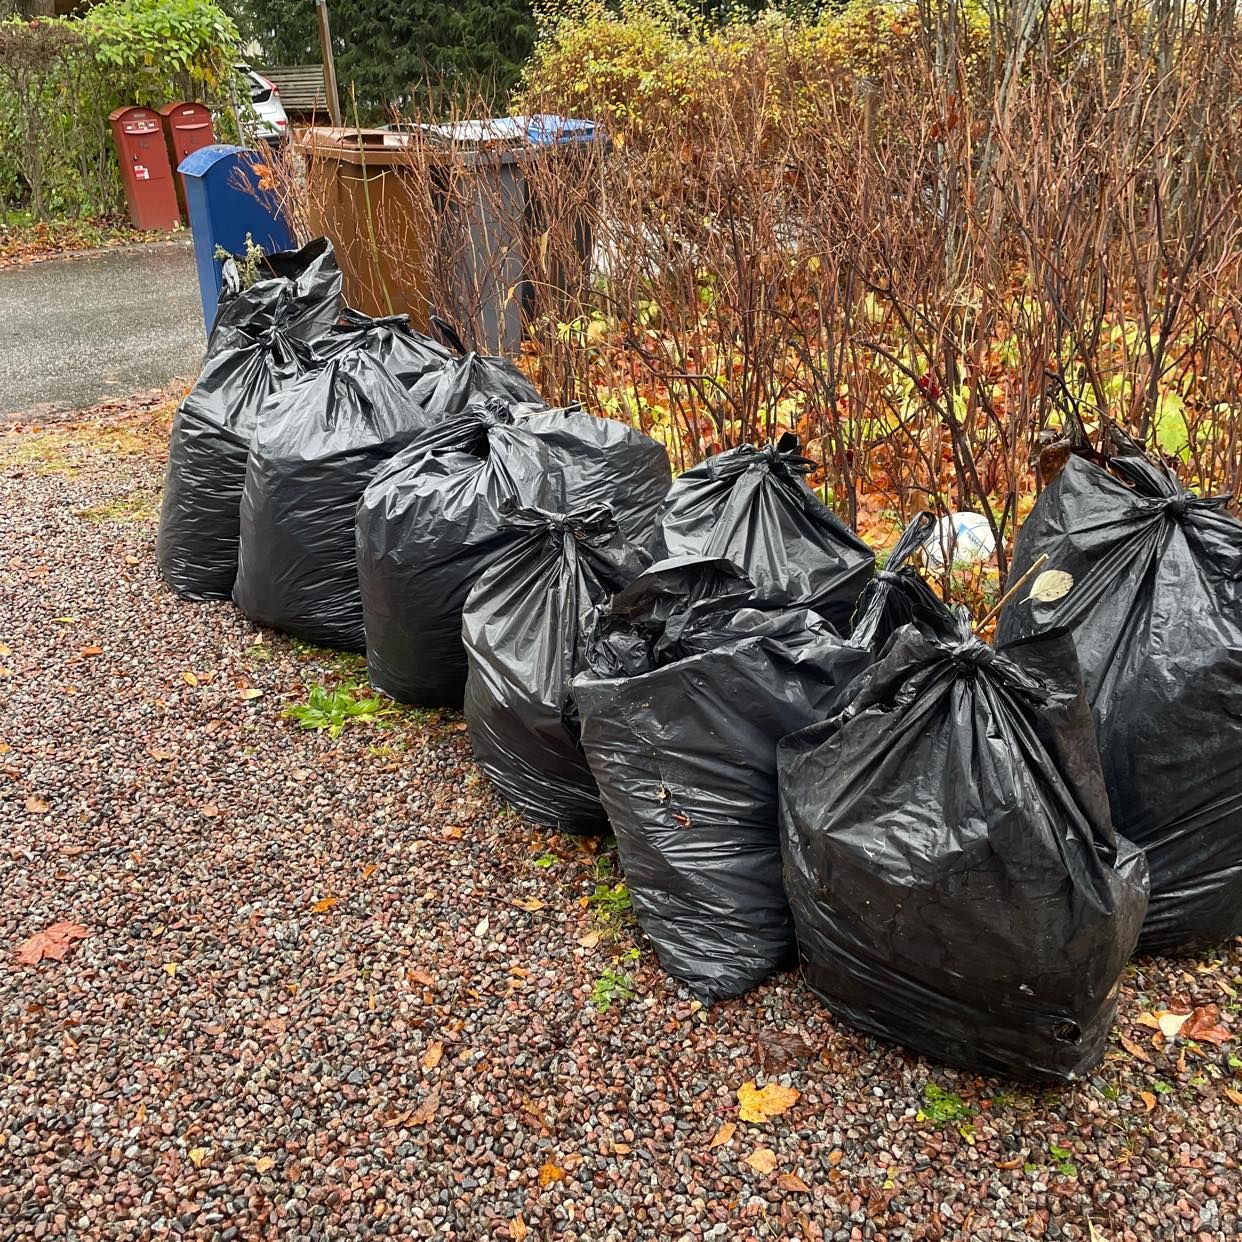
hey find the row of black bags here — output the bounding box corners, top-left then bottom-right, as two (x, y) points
(156, 241), (1241, 1081)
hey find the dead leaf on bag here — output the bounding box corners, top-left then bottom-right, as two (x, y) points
(1119, 1034), (1154, 1064)
(410, 1087), (439, 1125)
(512, 897), (546, 912)
(1028, 569), (1074, 604)
(422, 1040), (444, 1070)
(737, 1081), (800, 1123)
(708, 1121), (736, 1149)
(16, 921), (89, 965)
(744, 1147), (778, 1174)
(538, 1160), (566, 1186)
(777, 1172), (811, 1192)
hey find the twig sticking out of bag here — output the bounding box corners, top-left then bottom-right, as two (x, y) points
(977, 554), (1049, 632)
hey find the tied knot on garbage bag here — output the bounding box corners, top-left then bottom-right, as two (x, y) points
(498, 500), (619, 543)
(997, 432), (1242, 956)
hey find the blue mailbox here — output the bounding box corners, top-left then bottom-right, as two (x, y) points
(178, 144), (295, 330)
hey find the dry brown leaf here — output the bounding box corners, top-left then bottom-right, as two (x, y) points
(408, 968), (435, 987)
(79, 645), (103, 657)
(255, 1156), (274, 1174)
(576, 930), (601, 949)
(995, 1157), (1023, 1170)
(147, 750), (175, 762)
(1136, 1012), (1160, 1030)
(509, 1216), (527, 1241)
(238, 687), (263, 701)
(24, 796), (49, 814)
(827, 1149), (844, 1166)
(538, 1161), (566, 1186)
(15, 921), (89, 965)
(611, 1142), (631, 1154)
(188, 1147), (208, 1169)
(1119, 1034), (1154, 1064)
(361, 863), (377, 881)
(777, 1172), (812, 1192)
(1223, 1088), (1242, 1107)
(708, 1121), (736, 1149)
(182, 670), (199, 687)
(311, 896), (338, 914)
(1181, 1005), (1233, 1046)
(422, 1040), (444, 1070)
(744, 1147), (778, 1174)
(1139, 1091), (1157, 1113)
(410, 1087), (439, 1126)
(737, 1081), (800, 1123)
(512, 897), (546, 912)
(201, 803), (219, 818)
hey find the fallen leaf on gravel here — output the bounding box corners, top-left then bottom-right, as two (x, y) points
(1224, 1088), (1242, 1107)
(1139, 1091), (1156, 1112)
(0, 667), (10, 679)
(509, 1217), (527, 1241)
(422, 1040), (444, 1070)
(147, 749), (174, 761)
(512, 897), (546, 912)
(995, 1157), (1023, 1169)
(410, 1088), (439, 1125)
(577, 930), (601, 949)
(238, 688), (263, 700)
(758, 1030), (818, 1073)
(474, 917), (489, 938)
(612, 1143), (631, 1154)
(778, 1173), (811, 1192)
(263, 1016), (287, 1035)
(182, 670), (199, 686)
(188, 1147), (207, 1169)
(1179, 1005), (1231, 1045)
(15, 921), (89, 965)
(125, 555), (140, 566)
(51, 616), (79, 624)
(361, 863), (377, 880)
(312, 897), (338, 914)
(79, 645), (103, 657)
(538, 1161), (566, 1186)
(255, 1156), (274, 1174)
(738, 1081), (800, 1123)
(163, 963), (177, 977)
(708, 1122), (736, 1149)
(1136, 1012), (1160, 1030)
(1119, 1034), (1154, 1064)
(828, 1149), (844, 1166)
(744, 1147), (778, 1174)
(24, 796), (49, 813)
(0, 642), (11, 654)
(408, 968), (435, 987)
(444, 825), (464, 840)
(1157, 1011), (1191, 1040)
(201, 803), (219, 818)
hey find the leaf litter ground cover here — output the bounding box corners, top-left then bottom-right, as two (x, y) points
(0, 409), (1240, 1240)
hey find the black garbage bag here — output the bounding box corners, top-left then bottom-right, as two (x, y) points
(356, 401), (562, 706)
(208, 237), (343, 358)
(779, 606), (1149, 1080)
(849, 511), (958, 657)
(408, 324), (544, 417)
(462, 504), (650, 831)
(316, 308), (450, 386)
(232, 349), (438, 650)
(996, 446), (1242, 956)
(654, 434), (875, 633)
(572, 557), (870, 1003)
(521, 406), (672, 550)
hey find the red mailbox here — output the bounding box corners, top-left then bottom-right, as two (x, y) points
(108, 106), (180, 231)
(158, 101), (216, 220)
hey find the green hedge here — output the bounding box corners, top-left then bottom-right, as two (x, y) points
(0, 0), (238, 221)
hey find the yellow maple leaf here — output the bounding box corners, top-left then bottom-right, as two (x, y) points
(737, 1081), (800, 1123)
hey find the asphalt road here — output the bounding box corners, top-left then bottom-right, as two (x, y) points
(0, 242), (205, 419)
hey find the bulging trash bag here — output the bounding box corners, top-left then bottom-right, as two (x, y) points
(462, 504), (650, 831)
(357, 401), (561, 706)
(996, 443), (1242, 956)
(655, 434), (875, 633)
(208, 237), (343, 359)
(233, 349), (437, 650)
(521, 405), (672, 550)
(779, 606), (1149, 1080)
(408, 320), (544, 417)
(316, 308), (450, 386)
(572, 557), (870, 1003)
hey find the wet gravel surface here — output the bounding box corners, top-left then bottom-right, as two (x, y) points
(1, 409), (1240, 1241)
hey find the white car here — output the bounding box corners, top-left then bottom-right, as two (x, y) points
(237, 65), (290, 146)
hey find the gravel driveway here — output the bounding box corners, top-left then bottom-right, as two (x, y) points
(0, 408), (1239, 1241)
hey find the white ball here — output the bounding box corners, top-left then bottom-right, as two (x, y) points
(923, 512), (996, 569)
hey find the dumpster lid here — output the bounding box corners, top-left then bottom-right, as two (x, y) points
(415, 115), (600, 149)
(178, 143), (256, 177)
